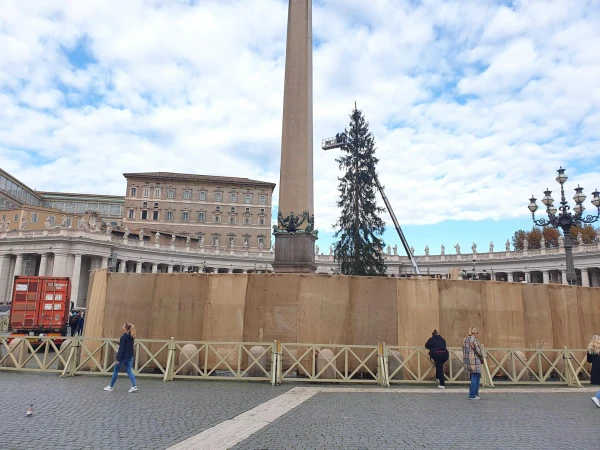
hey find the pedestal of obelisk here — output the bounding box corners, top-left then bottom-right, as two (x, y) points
(272, 0), (317, 274)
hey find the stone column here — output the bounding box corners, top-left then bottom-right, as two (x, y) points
(507, 272), (514, 283)
(71, 254), (83, 307)
(273, 0), (316, 274)
(562, 271), (569, 285)
(151, 263), (158, 273)
(581, 268), (590, 287)
(38, 253), (48, 277)
(542, 270), (550, 285)
(524, 271), (531, 283)
(52, 254), (68, 277)
(167, 265), (173, 274)
(118, 261), (126, 273)
(0, 255), (11, 303)
(135, 262), (142, 273)
(101, 257), (109, 269)
(591, 271), (600, 288)
(13, 254), (24, 277)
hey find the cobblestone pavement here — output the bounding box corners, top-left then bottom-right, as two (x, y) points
(0, 372), (291, 450)
(233, 388), (600, 450)
(3, 372), (599, 450)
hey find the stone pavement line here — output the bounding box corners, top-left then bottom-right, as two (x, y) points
(320, 386), (599, 394)
(167, 386), (596, 450)
(167, 387), (322, 450)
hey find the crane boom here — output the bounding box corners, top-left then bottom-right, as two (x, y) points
(373, 175), (422, 275)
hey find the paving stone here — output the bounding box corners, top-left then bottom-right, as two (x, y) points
(0, 372), (290, 450)
(233, 390), (599, 449)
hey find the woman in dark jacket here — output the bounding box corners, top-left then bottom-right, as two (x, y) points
(104, 323), (138, 393)
(587, 335), (600, 407)
(425, 329), (449, 389)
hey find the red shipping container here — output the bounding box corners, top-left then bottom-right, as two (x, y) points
(10, 276), (71, 334)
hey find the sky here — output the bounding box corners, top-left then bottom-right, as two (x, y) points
(1, 0), (600, 256)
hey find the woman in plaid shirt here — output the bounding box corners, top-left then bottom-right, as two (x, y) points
(463, 327), (484, 400)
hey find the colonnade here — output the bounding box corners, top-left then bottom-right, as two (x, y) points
(114, 259), (264, 275)
(0, 251), (268, 308)
(1, 230), (600, 309)
(455, 268), (600, 286)
(0, 252), (110, 309)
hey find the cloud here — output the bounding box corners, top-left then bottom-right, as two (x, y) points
(0, 0), (599, 238)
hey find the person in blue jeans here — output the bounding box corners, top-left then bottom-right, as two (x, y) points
(104, 323), (138, 393)
(462, 327), (484, 400)
(587, 335), (600, 408)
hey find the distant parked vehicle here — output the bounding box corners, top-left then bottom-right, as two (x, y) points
(8, 276), (71, 346)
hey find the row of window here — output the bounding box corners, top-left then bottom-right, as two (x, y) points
(128, 209), (266, 225)
(1, 213), (20, 222)
(0, 175), (44, 207)
(219, 236), (267, 248)
(130, 187), (268, 205)
(43, 201), (124, 217)
(140, 202), (266, 214)
(0, 197), (21, 211)
(0, 175), (125, 216)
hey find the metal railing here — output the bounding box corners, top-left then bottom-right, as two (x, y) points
(0, 337), (592, 388)
(168, 340), (275, 382)
(274, 343), (381, 385)
(385, 346), (485, 386)
(0, 337), (71, 372)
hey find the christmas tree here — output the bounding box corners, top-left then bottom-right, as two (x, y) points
(333, 104), (387, 276)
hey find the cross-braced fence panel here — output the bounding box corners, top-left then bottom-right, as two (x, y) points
(278, 343), (380, 383)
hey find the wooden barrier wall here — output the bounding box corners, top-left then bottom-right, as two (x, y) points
(85, 270), (600, 350)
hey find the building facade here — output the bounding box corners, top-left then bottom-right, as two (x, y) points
(0, 168), (125, 223)
(1, 168), (598, 310)
(122, 172), (275, 251)
(0, 227), (599, 308)
(316, 245), (600, 287)
(1, 206), (82, 231)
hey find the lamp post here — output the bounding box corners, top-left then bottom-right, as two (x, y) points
(528, 167), (600, 285)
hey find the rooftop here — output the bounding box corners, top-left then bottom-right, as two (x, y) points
(123, 172), (276, 188)
(39, 191), (125, 201)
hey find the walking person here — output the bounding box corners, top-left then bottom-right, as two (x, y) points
(104, 323), (138, 393)
(587, 335), (600, 407)
(77, 312), (85, 336)
(425, 329), (449, 389)
(463, 327), (484, 400)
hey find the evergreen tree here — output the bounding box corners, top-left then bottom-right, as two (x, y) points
(333, 105), (386, 276)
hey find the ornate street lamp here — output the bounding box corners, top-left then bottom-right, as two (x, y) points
(528, 167), (600, 285)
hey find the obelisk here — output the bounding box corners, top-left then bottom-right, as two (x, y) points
(272, 0), (317, 273)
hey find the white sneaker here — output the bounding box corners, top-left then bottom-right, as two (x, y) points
(469, 396), (481, 400)
(438, 385), (445, 389)
(103, 386), (113, 392)
(591, 397), (600, 408)
(128, 386), (138, 393)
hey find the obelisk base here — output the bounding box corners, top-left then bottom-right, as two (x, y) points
(272, 233), (317, 273)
